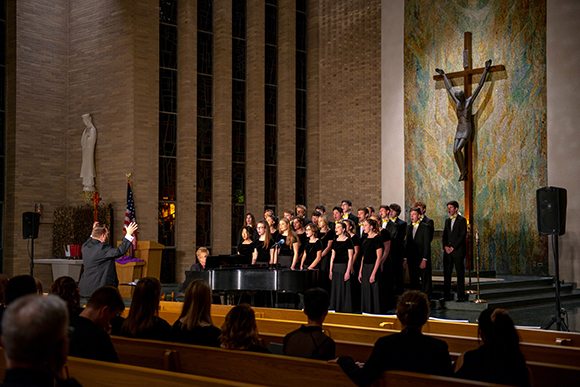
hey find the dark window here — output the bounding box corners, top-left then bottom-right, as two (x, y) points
(232, 79), (246, 121)
(160, 68), (177, 113)
(265, 125), (277, 165)
(233, 1), (246, 39)
(232, 121), (246, 163)
(198, 31), (213, 75)
(196, 204), (212, 247)
(232, 163), (245, 204)
(265, 85), (277, 125)
(198, 0), (213, 32)
(197, 117), (213, 160)
(232, 39), (246, 80)
(159, 0), (177, 25)
(158, 202), (176, 247)
(296, 89), (306, 129)
(160, 23), (178, 69)
(159, 157), (177, 201)
(197, 160), (212, 203)
(231, 205), (245, 253)
(265, 165), (277, 206)
(265, 45), (277, 85)
(159, 113), (177, 157)
(296, 128), (306, 168)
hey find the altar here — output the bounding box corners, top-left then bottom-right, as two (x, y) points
(33, 259), (84, 282)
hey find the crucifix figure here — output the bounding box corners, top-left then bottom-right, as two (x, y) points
(436, 59), (491, 181)
(433, 32), (505, 225)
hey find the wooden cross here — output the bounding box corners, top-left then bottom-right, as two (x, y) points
(433, 32), (504, 266)
(91, 191), (102, 222)
(433, 32), (504, 225)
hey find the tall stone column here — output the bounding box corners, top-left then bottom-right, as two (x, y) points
(212, 0), (233, 254)
(176, 0), (198, 280)
(246, 0), (266, 218)
(277, 1), (297, 214)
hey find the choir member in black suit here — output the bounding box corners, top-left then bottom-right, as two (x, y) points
(275, 218), (300, 269)
(311, 210), (321, 227)
(341, 200), (359, 224)
(331, 206), (343, 228)
(415, 201), (434, 242)
(356, 207), (369, 238)
(335, 291), (452, 386)
(404, 207), (432, 299)
(379, 205), (390, 229)
(252, 221), (274, 264)
(237, 226), (255, 264)
(329, 222), (354, 312)
(301, 223), (323, 270)
(442, 200), (468, 301)
(387, 204), (407, 296)
(358, 218), (384, 314)
(295, 204), (312, 225)
(283, 209), (294, 220)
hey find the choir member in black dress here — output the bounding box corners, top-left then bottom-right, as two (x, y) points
(121, 277), (171, 341)
(238, 213), (257, 245)
(358, 218), (384, 314)
(252, 221), (274, 264)
(335, 291), (452, 386)
(293, 216), (307, 263)
(343, 218), (361, 313)
(371, 215), (393, 312)
(171, 279), (221, 347)
(329, 222), (354, 313)
(220, 304), (270, 353)
(275, 218), (300, 269)
(317, 215), (334, 292)
(301, 223), (323, 270)
(266, 214), (280, 242)
(237, 226), (255, 264)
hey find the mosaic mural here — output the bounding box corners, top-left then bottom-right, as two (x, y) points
(403, 0), (548, 275)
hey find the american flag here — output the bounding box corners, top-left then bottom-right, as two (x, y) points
(123, 181), (138, 251)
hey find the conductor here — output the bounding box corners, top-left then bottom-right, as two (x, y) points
(79, 221), (138, 298)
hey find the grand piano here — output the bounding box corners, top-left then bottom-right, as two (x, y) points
(180, 255), (318, 307)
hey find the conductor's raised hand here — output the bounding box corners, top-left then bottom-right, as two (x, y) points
(435, 68), (445, 75)
(485, 59), (492, 68)
(126, 222), (139, 235)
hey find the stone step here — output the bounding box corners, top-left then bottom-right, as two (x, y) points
(485, 290), (580, 309)
(479, 283), (575, 300)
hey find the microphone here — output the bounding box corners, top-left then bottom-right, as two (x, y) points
(273, 238), (285, 247)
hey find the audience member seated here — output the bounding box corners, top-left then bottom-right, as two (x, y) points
(69, 286), (125, 363)
(34, 277), (44, 294)
(1, 294), (82, 386)
(0, 274), (9, 306)
(0, 275), (38, 336)
(335, 290), (452, 386)
(455, 308), (530, 387)
(170, 279), (221, 347)
(220, 303), (270, 353)
(121, 277), (170, 341)
(50, 276), (83, 318)
(283, 288), (335, 360)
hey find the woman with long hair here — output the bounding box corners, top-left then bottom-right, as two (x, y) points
(329, 222), (354, 312)
(237, 226), (255, 264)
(266, 214), (280, 242)
(344, 218), (362, 313)
(220, 303), (270, 353)
(301, 223), (323, 270)
(358, 218), (383, 314)
(455, 309), (529, 386)
(276, 217), (300, 269)
(336, 291), (452, 386)
(170, 279), (221, 347)
(238, 213), (258, 245)
(121, 277), (171, 341)
(317, 215), (334, 291)
(49, 276), (82, 318)
(252, 220), (274, 264)
(292, 216), (307, 262)
(371, 214), (393, 312)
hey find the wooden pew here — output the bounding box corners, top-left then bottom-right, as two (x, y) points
(159, 301), (580, 348)
(109, 336), (580, 387)
(152, 308), (580, 367)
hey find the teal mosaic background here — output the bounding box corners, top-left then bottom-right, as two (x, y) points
(403, 0), (548, 275)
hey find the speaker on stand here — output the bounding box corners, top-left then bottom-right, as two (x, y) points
(536, 186), (568, 331)
(22, 212), (40, 276)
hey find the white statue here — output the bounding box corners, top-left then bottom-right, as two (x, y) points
(80, 114), (97, 191)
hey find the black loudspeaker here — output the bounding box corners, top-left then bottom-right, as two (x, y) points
(22, 212), (40, 239)
(537, 187), (567, 236)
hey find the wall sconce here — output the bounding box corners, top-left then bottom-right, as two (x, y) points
(35, 203), (43, 219)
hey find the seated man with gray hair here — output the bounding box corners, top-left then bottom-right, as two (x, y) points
(1, 294), (82, 386)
